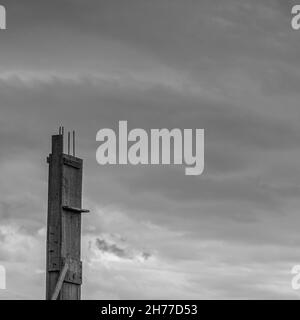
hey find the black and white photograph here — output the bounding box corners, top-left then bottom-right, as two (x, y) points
(0, 0), (300, 308)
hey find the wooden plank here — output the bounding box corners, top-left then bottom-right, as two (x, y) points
(63, 157), (82, 169)
(46, 135), (63, 300)
(60, 153), (83, 299)
(62, 206), (89, 213)
(64, 259), (82, 285)
(51, 262), (69, 300)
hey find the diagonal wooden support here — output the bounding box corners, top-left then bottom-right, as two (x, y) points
(51, 262), (69, 300)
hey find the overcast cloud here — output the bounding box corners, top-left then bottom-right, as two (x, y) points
(1, 0), (300, 299)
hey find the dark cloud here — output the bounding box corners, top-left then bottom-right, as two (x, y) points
(95, 237), (151, 261)
(96, 238), (127, 258)
(0, 0), (300, 299)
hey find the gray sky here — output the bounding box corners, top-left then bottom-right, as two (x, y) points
(1, 0), (300, 299)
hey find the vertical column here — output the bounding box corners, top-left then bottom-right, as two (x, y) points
(60, 153), (83, 300)
(46, 131), (88, 300)
(46, 134), (63, 300)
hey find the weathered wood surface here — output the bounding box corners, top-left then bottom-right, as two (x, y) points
(51, 261), (69, 300)
(46, 134), (86, 300)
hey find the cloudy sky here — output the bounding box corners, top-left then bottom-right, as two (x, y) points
(1, 0), (300, 299)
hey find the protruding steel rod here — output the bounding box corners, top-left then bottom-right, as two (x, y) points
(68, 132), (70, 155)
(62, 126), (64, 153)
(73, 131), (75, 157)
